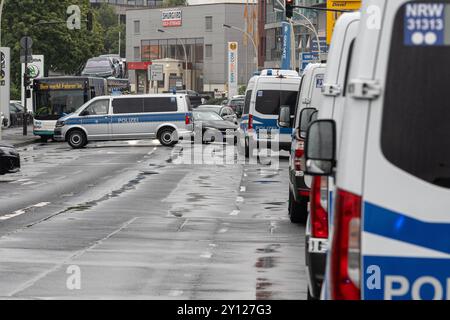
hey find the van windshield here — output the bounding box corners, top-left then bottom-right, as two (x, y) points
(255, 90), (298, 115)
(381, 2), (450, 189)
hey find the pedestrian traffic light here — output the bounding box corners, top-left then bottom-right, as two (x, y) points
(23, 73), (31, 88)
(87, 12), (93, 31)
(286, 0), (294, 19)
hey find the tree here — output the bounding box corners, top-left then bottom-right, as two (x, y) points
(163, 0), (187, 7)
(1, 0), (105, 99)
(93, 3), (125, 57)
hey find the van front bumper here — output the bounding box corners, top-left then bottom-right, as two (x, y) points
(53, 128), (65, 142)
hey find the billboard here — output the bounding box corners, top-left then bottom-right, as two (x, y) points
(0, 47), (10, 130)
(326, 0), (362, 44)
(228, 42), (238, 98)
(281, 22), (292, 70)
(21, 55), (44, 109)
(162, 9), (183, 27)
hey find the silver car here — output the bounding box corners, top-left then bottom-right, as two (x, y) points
(54, 94), (194, 148)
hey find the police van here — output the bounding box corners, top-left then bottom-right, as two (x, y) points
(54, 94), (193, 148)
(303, 12), (361, 300)
(287, 63), (326, 224)
(239, 69), (301, 156)
(305, 0), (450, 300)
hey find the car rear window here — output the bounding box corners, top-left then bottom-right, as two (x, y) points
(255, 90), (298, 115)
(381, 1), (450, 189)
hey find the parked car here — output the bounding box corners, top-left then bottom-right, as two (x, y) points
(81, 57), (118, 78)
(193, 110), (238, 143)
(99, 54), (127, 78)
(196, 105), (238, 124)
(227, 97), (245, 118)
(9, 101), (32, 127)
(176, 90), (203, 107)
(0, 144), (20, 175)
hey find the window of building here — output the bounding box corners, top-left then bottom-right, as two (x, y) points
(205, 16), (213, 31)
(205, 44), (213, 59)
(134, 46), (140, 60)
(134, 20), (140, 34)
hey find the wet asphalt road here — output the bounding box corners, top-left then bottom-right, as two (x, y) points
(0, 140), (307, 300)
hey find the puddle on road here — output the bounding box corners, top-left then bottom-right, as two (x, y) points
(58, 171), (149, 214)
(255, 256), (276, 269)
(256, 244), (281, 254)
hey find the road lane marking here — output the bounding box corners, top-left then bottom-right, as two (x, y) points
(218, 228), (228, 234)
(0, 202), (51, 221)
(240, 186), (246, 192)
(230, 210), (240, 216)
(236, 196), (244, 203)
(200, 252), (213, 259)
(168, 290), (184, 297)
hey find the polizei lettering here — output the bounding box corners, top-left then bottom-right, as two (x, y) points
(117, 118), (139, 124)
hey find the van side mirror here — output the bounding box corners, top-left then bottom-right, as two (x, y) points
(299, 108), (317, 139)
(278, 105), (291, 128)
(305, 120), (336, 176)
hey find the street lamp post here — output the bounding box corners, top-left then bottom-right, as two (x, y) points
(223, 24), (259, 69)
(157, 29), (189, 90)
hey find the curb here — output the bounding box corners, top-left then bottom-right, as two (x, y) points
(13, 139), (40, 148)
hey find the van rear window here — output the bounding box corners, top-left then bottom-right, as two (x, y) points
(243, 90), (252, 115)
(255, 90), (298, 115)
(381, 2), (450, 189)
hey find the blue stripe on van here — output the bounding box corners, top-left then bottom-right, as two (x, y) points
(364, 202), (450, 255)
(363, 256), (450, 300)
(241, 115), (293, 135)
(66, 113), (187, 125)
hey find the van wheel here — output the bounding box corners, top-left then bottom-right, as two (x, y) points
(67, 130), (87, 149)
(158, 127), (176, 147)
(289, 191), (308, 224)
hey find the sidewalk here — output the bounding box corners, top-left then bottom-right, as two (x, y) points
(0, 126), (39, 147)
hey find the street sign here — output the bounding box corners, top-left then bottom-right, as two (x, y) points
(301, 52), (320, 72)
(21, 55), (44, 108)
(20, 36), (33, 63)
(0, 48), (10, 131)
(311, 37), (329, 53)
(20, 36), (33, 49)
(149, 64), (164, 82)
(326, 0), (362, 44)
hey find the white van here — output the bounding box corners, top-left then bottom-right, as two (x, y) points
(303, 12), (361, 300)
(54, 94), (193, 148)
(287, 63), (326, 224)
(305, 0), (450, 300)
(239, 69), (301, 156)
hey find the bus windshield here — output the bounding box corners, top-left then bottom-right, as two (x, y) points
(34, 89), (87, 120)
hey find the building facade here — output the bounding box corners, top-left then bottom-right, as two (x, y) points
(259, 0), (327, 70)
(126, 2), (257, 94)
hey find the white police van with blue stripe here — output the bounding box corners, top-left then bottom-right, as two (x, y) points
(54, 94), (193, 148)
(305, 0), (450, 300)
(239, 69), (301, 156)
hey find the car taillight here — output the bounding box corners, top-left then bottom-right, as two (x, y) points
(248, 114), (253, 130)
(330, 188), (362, 300)
(310, 176), (329, 239)
(294, 140), (305, 172)
(185, 115), (191, 125)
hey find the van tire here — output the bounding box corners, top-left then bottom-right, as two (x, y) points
(158, 127), (177, 147)
(289, 191), (307, 224)
(67, 129), (87, 149)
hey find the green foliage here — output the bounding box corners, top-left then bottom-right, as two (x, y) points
(238, 85), (247, 96)
(93, 4), (125, 57)
(1, 0), (105, 98)
(162, 0), (187, 8)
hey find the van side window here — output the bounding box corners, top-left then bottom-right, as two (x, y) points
(82, 99), (109, 116)
(113, 98), (144, 114)
(381, 5), (450, 189)
(144, 97), (178, 113)
(243, 90), (252, 115)
(342, 39), (355, 97)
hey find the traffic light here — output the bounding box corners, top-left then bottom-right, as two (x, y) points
(23, 73), (31, 88)
(87, 12), (93, 31)
(286, 0), (294, 19)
